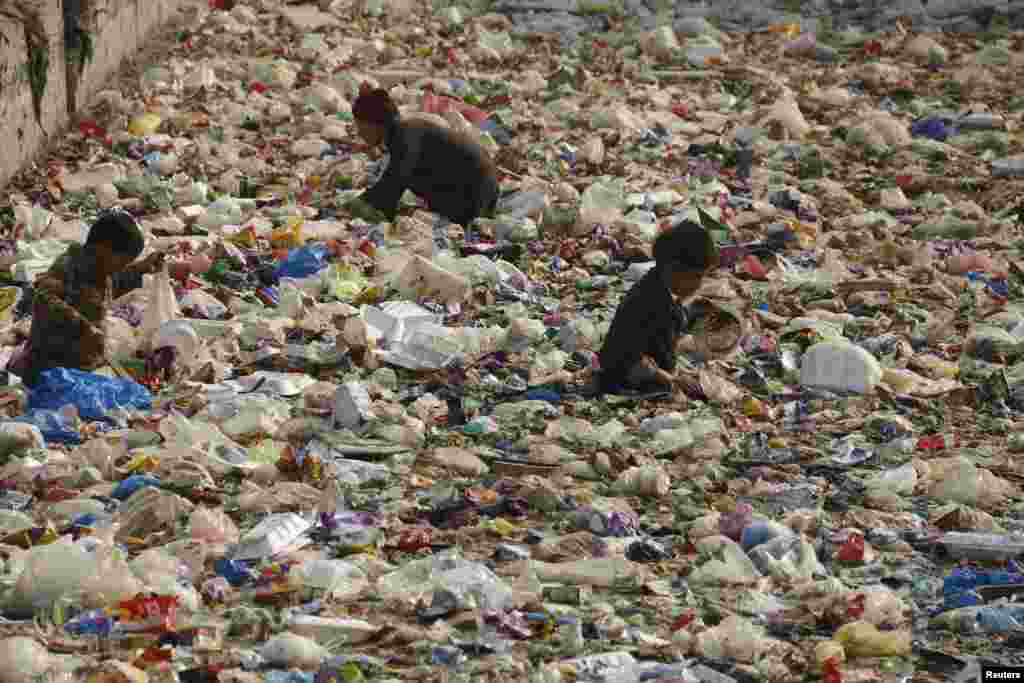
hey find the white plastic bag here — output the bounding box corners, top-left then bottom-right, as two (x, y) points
(0, 637), (53, 683)
(140, 267), (182, 352)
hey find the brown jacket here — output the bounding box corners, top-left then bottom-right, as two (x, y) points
(362, 116), (500, 226)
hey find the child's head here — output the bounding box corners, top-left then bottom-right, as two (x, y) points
(86, 208), (145, 275)
(653, 220), (720, 299)
(352, 88), (399, 147)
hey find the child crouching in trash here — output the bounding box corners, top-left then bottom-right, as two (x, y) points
(343, 87), (501, 228)
(8, 208), (165, 387)
(596, 219), (720, 395)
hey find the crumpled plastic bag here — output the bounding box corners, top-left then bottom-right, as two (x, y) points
(275, 244), (331, 280)
(696, 615), (771, 663)
(925, 456), (1016, 508)
(27, 369), (152, 421)
(689, 537), (763, 585)
(378, 549), (513, 611)
(140, 267), (182, 352)
(0, 637), (54, 683)
(0, 423), (44, 457)
(289, 559), (368, 600)
(10, 537), (143, 612)
(260, 632), (330, 669)
(189, 506), (240, 545)
(116, 486), (195, 541)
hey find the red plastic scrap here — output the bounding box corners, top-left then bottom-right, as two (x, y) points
(823, 657), (843, 683)
(836, 534), (865, 563)
(396, 527), (432, 553)
(846, 593), (866, 619)
(671, 610), (696, 631)
(79, 120), (107, 139)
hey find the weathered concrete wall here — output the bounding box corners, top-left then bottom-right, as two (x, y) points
(0, 0), (192, 188)
(0, 1), (67, 187)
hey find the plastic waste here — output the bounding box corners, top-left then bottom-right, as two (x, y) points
(261, 632), (330, 669)
(289, 559), (368, 600)
(0, 637), (54, 683)
(27, 369), (152, 421)
(276, 244), (331, 280)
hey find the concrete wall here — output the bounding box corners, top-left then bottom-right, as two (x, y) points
(0, 0), (192, 189)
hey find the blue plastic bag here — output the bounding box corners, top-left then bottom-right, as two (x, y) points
(28, 368), (152, 421)
(274, 244), (330, 280)
(112, 475), (161, 501)
(911, 116), (956, 142)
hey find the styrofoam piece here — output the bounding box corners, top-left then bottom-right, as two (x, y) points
(233, 513), (312, 561)
(362, 301), (441, 345)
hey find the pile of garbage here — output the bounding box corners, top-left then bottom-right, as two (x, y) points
(4, 2), (1024, 682)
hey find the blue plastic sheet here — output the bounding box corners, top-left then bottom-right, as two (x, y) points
(28, 368), (152, 421)
(274, 244), (330, 280)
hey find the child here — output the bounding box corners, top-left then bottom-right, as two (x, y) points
(12, 208), (165, 386)
(598, 220), (720, 394)
(346, 88), (500, 227)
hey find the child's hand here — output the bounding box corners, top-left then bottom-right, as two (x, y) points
(639, 355), (659, 373)
(136, 252), (166, 274)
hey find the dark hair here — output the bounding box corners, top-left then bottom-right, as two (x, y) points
(86, 209), (145, 258)
(352, 88), (400, 127)
(653, 220), (719, 273)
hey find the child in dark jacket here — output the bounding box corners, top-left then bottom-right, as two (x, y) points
(346, 88), (500, 227)
(598, 220), (720, 394)
(13, 209), (164, 386)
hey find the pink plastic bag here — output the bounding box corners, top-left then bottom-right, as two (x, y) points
(421, 92), (489, 126)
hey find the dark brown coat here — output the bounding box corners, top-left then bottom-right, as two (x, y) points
(362, 117), (500, 226)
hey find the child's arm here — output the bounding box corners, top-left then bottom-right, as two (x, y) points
(124, 252), (166, 275)
(360, 126), (425, 220)
(639, 355), (677, 386)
